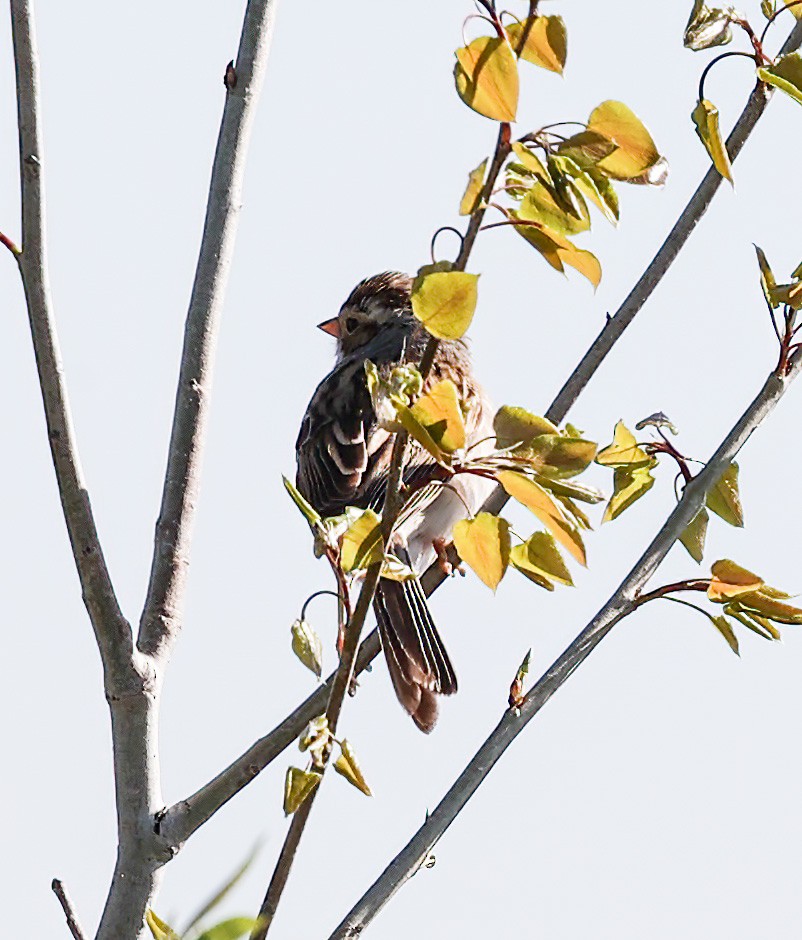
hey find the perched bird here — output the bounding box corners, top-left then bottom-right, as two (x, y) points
(296, 272), (494, 731)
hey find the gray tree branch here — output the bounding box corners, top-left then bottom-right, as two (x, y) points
(137, 0), (280, 661)
(328, 347), (802, 939)
(10, 0), (132, 682)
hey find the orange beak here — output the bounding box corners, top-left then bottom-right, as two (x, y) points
(317, 317), (340, 338)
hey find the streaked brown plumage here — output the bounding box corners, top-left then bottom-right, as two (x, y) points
(296, 272), (494, 731)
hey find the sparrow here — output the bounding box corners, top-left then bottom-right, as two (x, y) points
(296, 272), (494, 731)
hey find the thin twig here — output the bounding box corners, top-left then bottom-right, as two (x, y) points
(328, 347), (802, 939)
(51, 879), (87, 940)
(10, 0), (132, 675)
(0, 228), (21, 256)
(153, 18), (802, 846)
(137, 0), (280, 660)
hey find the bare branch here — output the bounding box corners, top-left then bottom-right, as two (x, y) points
(51, 879), (87, 940)
(137, 0), (280, 660)
(328, 349), (802, 939)
(10, 0), (132, 677)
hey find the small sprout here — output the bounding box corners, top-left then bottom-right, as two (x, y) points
(635, 411), (679, 435)
(283, 766), (322, 815)
(333, 739), (373, 796)
(509, 648), (532, 708)
(298, 715), (333, 768)
(290, 618), (323, 679)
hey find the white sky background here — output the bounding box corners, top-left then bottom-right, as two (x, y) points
(2, 1), (802, 938)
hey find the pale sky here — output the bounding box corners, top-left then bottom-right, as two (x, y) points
(2, 2), (802, 938)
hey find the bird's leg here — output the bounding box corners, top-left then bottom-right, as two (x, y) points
(432, 537), (465, 577)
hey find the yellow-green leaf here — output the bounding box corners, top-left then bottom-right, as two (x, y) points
(283, 476), (322, 529)
(792, 2), (802, 18)
(724, 605), (781, 640)
(394, 404), (449, 464)
(452, 513), (511, 590)
(196, 919), (261, 940)
(340, 509), (383, 572)
(497, 470), (586, 565)
(596, 421), (652, 468)
(691, 98), (733, 184)
(506, 15), (567, 74)
(588, 100), (661, 181)
(334, 739), (373, 796)
(556, 130), (618, 168)
(685, 2), (735, 50)
(537, 476), (604, 506)
(459, 158), (488, 215)
(758, 52), (802, 106)
(518, 180), (590, 236)
(603, 465), (655, 522)
(679, 508), (709, 563)
(290, 618), (323, 678)
(710, 615), (740, 655)
(708, 559), (764, 602)
(493, 405), (558, 449)
(283, 766), (322, 815)
(381, 553), (417, 581)
(511, 142), (551, 181)
(454, 36), (519, 122)
(705, 462), (743, 527)
(755, 244), (777, 309)
(411, 269), (479, 340)
(509, 214), (601, 287)
(409, 379), (467, 452)
(146, 911), (181, 940)
(525, 435), (598, 479)
(737, 590), (802, 624)
(510, 531), (573, 587)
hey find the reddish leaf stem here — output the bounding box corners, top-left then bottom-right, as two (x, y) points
(0, 229), (21, 257)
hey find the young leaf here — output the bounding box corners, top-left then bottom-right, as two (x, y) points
(509, 648), (532, 708)
(708, 559), (764, 601)
(497, 470), (586, 565)
(409, 379), (467, 452)
(603, 465), (655, 522)
(710, 614), (740, 655)
(411, 269), (479, 340)
(537, 476), (604, 505)
(509, 214), (601, 287)
(587, 101), (661, 181)
(493, 405), (558, 448)
(635, 411), (679, 435)
(340, 509), (383, 572)
(511, 142), (551, 181)
(692, 98), (733, 184)
(454, 36), (519, 122)
(291, 618), (323, 678)
(452, 513), (511, 590)
(736, 589), (802, 624)
(394, 404), (450, 464)
(381, 553), (417, 582)
(283, 766), (322, 815)
(518, 180), (591, 236)
(334, 739), (373, 796)
(725, 605), (781, 640)
(525, 434), (598, 479)
(684, 2), (736, 50)
(757, 52), (802, 106)
(705, 462), (743, 527)
(596, 421), (652, 467)
(459, 158), (488, 215)
(556, 130), (618, 169)
(679, 508), (709, 563)
(146, 911), (181, 940)
(550, 154), (618, 225)
(196, 919), (261, 940)
(510, 531), (573, 587)
(506, 15), (567, 73)
(283, 476), (322, 529)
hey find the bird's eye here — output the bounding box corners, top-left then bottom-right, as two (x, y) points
(344, 316), (359, 333)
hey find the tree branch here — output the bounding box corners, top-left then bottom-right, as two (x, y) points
(10, 0), (132, 681)
(137, 0), (281, 660)
(52, 879), (87, 940)
(328, 348), (802, 939)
